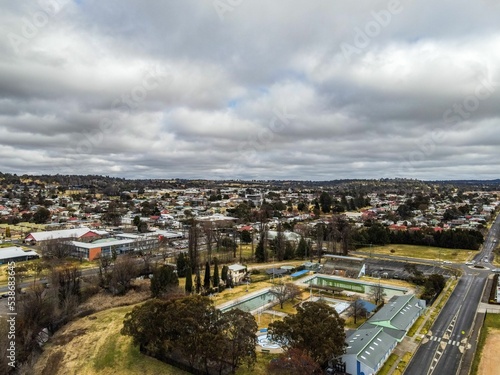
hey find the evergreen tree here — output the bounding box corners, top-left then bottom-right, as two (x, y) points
(241, 230), (252, 244)
(204, 261), (211, 291)
(221, 265), (228, 285)
(296, 237), (308, 259)
(176, 252), (189, 278)
(255, 237), (266, 263)
(151, 265), (179, 298)
(195, 266), (201, 294)
(284, 241), (295, 260)
(185, 266), (193, 294)
(213, 258), (220, 289)
(319, 192), (332, 214)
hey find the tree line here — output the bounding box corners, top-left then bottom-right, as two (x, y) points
(121, 295), (257, 375)
(353, 223), (484, 250)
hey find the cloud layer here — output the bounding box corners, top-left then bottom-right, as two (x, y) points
(1, 0), (499, 180)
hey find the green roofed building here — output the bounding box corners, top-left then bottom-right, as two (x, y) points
(342, 294), (425, 375)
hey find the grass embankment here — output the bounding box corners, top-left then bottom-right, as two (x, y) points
(420, 278), (458, 336)
(33, 304), (191, 375)
(359, 244), (472, 262)
(470, 314), (500, 375)
(407, 315), (426, 337)
(377, 353), (399, 375)
(377, 351), (413, 375)
(493, 245), (500, 267)
(34, 303), (279, 375)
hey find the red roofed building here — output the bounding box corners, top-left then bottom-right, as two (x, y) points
(239, 225), (254, 232)
(388, 224), (407, 231)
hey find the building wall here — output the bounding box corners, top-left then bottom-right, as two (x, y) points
(88, 247), (102, 261)
(344, 355), (377, 375)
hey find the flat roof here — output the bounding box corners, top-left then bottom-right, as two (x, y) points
(324, 255), (364, 262)
(71, 238), (134, 249)
(290, 269), (309, 277)
(0, 246), (39, 260)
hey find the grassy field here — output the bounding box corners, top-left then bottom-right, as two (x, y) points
(33, 305), (189, 375)
(471, 313), (500, 375)
(33, 303), (279, 375)
(359, 244), (473, 262)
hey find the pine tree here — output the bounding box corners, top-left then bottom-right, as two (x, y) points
(296, 237), (308, 259)
(221, 265), (228, 285)
(204, 261), (211, 291)
(5, 226), (11, 238)
(195, 266), (201, 294)
(176, 252), (188, 278)
(185, 266), (193, 294)
(255, 237), (266, 262)
(213, 258), (220, 289)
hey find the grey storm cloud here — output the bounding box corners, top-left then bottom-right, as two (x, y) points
(0, 0), (500, 180)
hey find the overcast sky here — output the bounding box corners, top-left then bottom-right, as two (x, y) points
(1, 0), (499, 181)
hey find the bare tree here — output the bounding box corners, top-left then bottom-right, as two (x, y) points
(39, 238), (71, 259)
(50, 265), (81, 311)
(270, 282), (302, 309)
(202, 221), (214, 265)
(348, 297), (368, 324)
(369, 283), (387, 306)
(315, 223), (324, 262)
(274, 221), (286, 262)
(188, 222), (199, 271)
(109, 255), (139, 295)
(96, 254), (112, 288)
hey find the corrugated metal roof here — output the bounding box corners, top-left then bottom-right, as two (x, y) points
(345, 326), (397, 370)
(26, 227), (94, 241)
(0, 246), (39, 260)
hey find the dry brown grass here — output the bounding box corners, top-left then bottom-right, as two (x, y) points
(77, 279), (153, 315)
(477, 329), (500, 375)
(33, 304), (189, 375)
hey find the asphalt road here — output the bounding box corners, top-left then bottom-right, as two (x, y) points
(404, 214), (500, 375)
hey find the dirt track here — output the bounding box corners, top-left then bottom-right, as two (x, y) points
(478, 328), (500, 375)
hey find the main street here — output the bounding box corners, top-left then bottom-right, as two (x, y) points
(404, 214), (500, 375)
